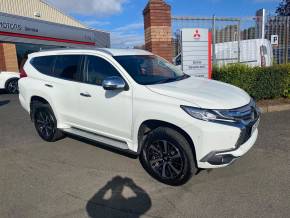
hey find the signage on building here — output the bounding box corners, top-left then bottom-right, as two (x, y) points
(181, 28), (212, 78)
(0, 12), (110, 48)
(271, 35), (279, 46)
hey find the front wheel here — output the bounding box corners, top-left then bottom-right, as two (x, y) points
(140, 127), (197, 186)
(6, 79), (18, 94)
(33, 104), (64, 142)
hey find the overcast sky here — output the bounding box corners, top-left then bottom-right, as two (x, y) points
(46, 0), (280, 48)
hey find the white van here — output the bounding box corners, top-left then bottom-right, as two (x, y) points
(214, 39), (273, 67)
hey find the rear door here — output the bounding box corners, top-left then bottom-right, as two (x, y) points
(50, 55), (83, 125)
(31, 54), (83, 126)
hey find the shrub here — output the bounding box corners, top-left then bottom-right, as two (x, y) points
(212, 63), (289, 100)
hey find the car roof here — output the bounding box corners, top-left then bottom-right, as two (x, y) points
(29, 48), (152, 58)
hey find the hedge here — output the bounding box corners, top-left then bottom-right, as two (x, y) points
(212, 64), (290, 100)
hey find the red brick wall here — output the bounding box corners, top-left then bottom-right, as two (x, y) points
(0, 44), (6, 71)
(0, 43), (19, 72)
(143, 0), (173, 62)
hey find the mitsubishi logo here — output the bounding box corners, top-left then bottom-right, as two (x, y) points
(193, 29), (201, 40)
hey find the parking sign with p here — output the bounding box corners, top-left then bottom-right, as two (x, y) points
(271, 35), (279, 46)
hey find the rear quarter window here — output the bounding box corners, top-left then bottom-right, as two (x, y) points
(30, 56), (55, 75)
(30, 55), (82, 82)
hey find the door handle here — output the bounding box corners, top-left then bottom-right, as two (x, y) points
(80, 93), (91, 97)
(45, 84), (53, 88)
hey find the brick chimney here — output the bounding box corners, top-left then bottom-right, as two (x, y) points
(143, 0), (173, 62)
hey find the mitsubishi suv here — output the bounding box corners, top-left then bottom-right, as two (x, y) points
(18, 48), (260, 186)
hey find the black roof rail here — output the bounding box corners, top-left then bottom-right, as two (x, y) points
(38, 47), (113, 56)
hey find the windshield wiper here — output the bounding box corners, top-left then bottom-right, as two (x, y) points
(176, 74), (190, 81)
(154, 74), (189, 84)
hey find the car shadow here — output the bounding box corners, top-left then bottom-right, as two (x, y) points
(67, 134), (138, 159)
(0, 100), (10, 107)
(86, 176), (152, 218)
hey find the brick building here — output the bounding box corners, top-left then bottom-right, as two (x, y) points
(0, 0), (110, 72)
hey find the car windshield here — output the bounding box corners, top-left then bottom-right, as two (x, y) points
(114, 55), (188, 85)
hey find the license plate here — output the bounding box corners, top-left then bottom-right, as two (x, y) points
(251, 118), (260, 135)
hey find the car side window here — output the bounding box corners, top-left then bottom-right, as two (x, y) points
(85, 55), (121, 85)
(31, 56), (55, 75)
(54, 55), (82, 81)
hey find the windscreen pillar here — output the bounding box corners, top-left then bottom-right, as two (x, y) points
(143, 0), (173, 62)
(0, 43), (19, 72)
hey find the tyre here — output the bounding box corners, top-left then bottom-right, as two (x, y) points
(140, 127), (197, 186)
(5, 79), (19, 94)
(33, 103), (64, 142)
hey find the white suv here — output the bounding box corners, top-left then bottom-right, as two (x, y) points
(18, 48), (260, 185)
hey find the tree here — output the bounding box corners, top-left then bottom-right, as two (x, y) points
(276, 0), (290, 16)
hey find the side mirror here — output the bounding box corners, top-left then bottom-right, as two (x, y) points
(102, 76), (126, 91)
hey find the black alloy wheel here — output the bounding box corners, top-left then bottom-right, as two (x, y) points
(140, 127), (197, 186)
(6, 79), (18, 94)
(147, 140), (184, 180)
(33, 104), (64, 142)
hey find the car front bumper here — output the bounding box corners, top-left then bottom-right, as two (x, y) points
(182, 103), (261, 169)
(200, 128), (258, 166)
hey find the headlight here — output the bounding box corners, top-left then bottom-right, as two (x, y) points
(181, 106), (236, 122)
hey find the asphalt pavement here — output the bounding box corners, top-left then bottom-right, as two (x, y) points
(0, 93), (290, 218)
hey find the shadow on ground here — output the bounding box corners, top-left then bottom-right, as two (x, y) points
(67, 134), (138, 159)
(0, 100), (10, 107)
(86, 176), (152, 218)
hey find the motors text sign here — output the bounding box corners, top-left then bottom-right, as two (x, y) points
(0, 12), (110, 47)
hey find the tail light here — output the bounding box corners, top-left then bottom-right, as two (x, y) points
(260, 46), (266, 67)
(20, 68), (27, 78)
(261, 56), (266, 67)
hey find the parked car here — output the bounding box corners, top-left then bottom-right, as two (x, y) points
(0, 71), (19, 94)
(18, 48), (260, 185)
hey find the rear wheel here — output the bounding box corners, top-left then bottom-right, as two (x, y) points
(6, 79), (18, 94)
(33, 104), (64, 142)
(140, 127), (197, 186)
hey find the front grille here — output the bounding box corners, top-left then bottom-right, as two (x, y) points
(222, 100), (258, 124)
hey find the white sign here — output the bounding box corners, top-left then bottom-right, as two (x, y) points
(0, 12), (110, 48)
(271, 35), (279, 46)
(181, 28), (212, 78)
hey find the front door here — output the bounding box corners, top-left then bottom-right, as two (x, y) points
(77, 55), (133, 141)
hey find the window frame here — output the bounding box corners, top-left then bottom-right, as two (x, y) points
(30, 54), (85, 83)
(30, 55), (56, 76)
(52, 54), (84, 82)
(83, 54), (129, 90)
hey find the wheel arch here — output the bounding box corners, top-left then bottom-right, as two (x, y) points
(137, 119), (196, 159)
(30, 96), (51, 121)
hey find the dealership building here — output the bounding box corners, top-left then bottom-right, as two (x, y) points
(0, 0), (110, 73)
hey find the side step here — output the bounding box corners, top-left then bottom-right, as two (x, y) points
(62, 127), (129, 150)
